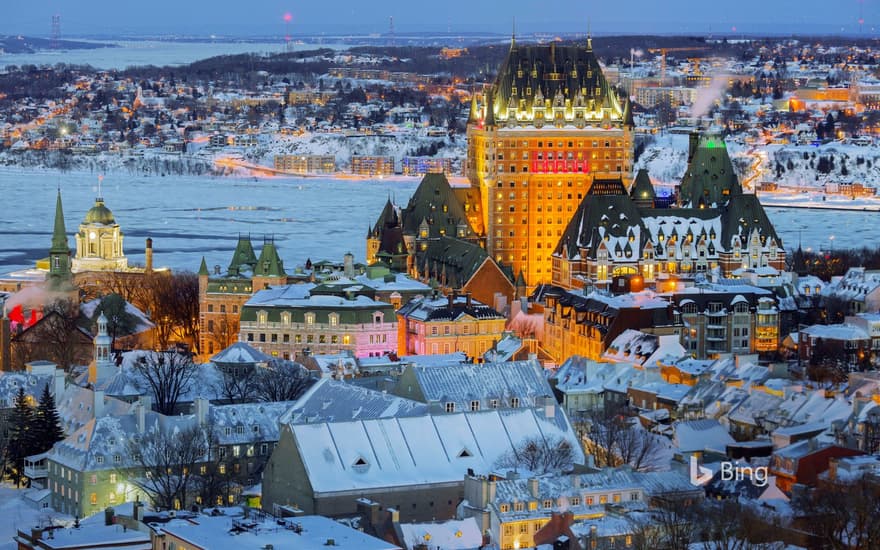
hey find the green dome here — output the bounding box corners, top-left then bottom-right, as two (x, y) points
(84, 199), (116, 225)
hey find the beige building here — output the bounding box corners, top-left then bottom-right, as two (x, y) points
(73, 196), (128, 273)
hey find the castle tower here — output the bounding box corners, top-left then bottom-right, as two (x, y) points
(467, 35), (634, 291)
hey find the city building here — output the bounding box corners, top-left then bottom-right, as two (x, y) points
(396, 293), (506, 358)
(552, 134), (785, 291)
(467, 37), (635, 290)
(351, 155), (395, 176)
(273, 154), (336, 174)
(672, 283), (780, 358)
(239, 283), (397, 359)
(540, 287), (679, 362)
(72, 194), (127, 272)
(460, 469), (701, 550)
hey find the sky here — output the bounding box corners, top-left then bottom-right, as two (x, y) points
(1, 0), (873, 37)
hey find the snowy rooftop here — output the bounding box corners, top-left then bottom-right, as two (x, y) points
(209, 401), (298, 445)
(290, 407), (583, 494)
(397, 518), (482, 550)
(155, 513), (398, 550)
(402, 359), (553, 409)
(210, 342), (273, 365)
(673, 419), (736, 453)
(246, 284), (392, 309)
(280, 378), (427, 425)
(801, 323), (869, 341)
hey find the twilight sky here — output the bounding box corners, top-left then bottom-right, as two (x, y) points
(1, 0), (871, 36)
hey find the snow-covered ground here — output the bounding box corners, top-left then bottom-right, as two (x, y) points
(0, 167), (419, 274)
(0, 484), (72, 550)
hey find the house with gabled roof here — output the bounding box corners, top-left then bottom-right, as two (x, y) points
(262, 405), (584, 523)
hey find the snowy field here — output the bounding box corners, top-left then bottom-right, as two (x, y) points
(0, 40), (347, 70)
(0, 168), (418, 273)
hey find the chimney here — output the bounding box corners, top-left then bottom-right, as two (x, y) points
(194, 397), (210, 425)
(137, 395), (151, 433)
(487, 478), (496, 503)
(528, 477), (539, 498)
(343, 252), (355, 278)
(145, 238), (153, 273)
(466, 291), (472, 308)
(572, 475), (580, 489)
(0, 310), (9, 372)
(54, 368), (66, 399)
(93, 389), (105, 418)
(448, 291), (456, 310)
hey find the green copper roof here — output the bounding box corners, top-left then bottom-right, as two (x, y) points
(679, 134), (742, 208)
(199, 256), (209, 276)
(50, 190), (69, 253)
(83, 198), (116, 225)
(402, 173), (475, 239)
(253, 241), (286, 278)
(228, 235), (258, 275)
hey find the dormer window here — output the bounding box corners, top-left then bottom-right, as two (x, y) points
(445, 402), (456, 413)
(458, 449), (472, 458)
(352, 457), (369, 472)
(329, 314), (339, 327)
(305, 313), (315, 326)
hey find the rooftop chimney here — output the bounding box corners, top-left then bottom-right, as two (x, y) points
(466, 291), (472, 308)
(145, 237), (153, 273)
(93, 389), (105, 418)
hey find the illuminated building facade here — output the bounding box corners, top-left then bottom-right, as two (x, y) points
(551, 134), (786, 291)
(467, 37), (634, 291)
(73, 196), (127, 272)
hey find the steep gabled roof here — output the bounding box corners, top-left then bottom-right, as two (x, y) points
(402, 173), (474, 239)
(555, 192), (645, 261)
(490, 42), (624, 121)
(418, 236), (493, 288)
(678, 135), (742, 208)
(228, 235), (258, 275)
(253, 241), (286, 278)
(630, 169), (656, 202)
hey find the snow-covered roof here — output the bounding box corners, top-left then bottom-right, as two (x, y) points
(280, 378), (427, 425)
(673, 419), (736, 453)
(209, 401), (297, 445)
(397, 518), (481, 550)
(801, 323), (869, 341)
(210, 342), (273, 365)
(288, 407), (583, 494)
(157, 513), (398, 550)
(402, 359), (552, 409)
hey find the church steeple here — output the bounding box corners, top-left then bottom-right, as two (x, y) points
(510, 17), (516, 50)
(51, 189), (68, 253)
(48, 189), (73, 291)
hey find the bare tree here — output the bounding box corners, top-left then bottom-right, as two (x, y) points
(132, 351), (199, 415)
(205, 313), (239, 355)
(792, 473), (880, 550)
(576, 405), (665, 472)
(494, 435), (575, 475)
(697, 500), (787, 550)
(213, 367), (258, 404)
(629, 497), (699, 550)
(124, 423), (210, 510)
(144, 272), (200, 353)
(253, 361), (312, 402)
(12, 299), (90, 370)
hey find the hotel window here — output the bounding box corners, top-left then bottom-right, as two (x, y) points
(519, 523), (528, 534)
(305, 313), (315, 325)
(220, 305), (226, 313)
(500, 504), (510, 513)
(329, 314), (338, 327)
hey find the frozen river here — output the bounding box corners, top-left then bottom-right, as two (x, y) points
(0, 168), (418, 274)
(0, 167), (875, 275)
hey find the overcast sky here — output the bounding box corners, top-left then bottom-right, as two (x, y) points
(2, 0), (871, 36)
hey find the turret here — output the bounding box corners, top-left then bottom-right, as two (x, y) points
(145, 237), (153, 273)
(47, 189), (73, 292)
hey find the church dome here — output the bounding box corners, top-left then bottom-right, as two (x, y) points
(84, 199), (115, 225)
